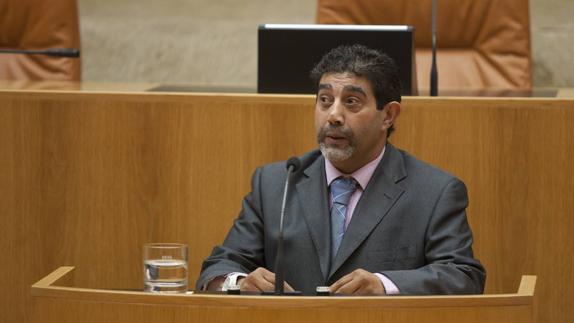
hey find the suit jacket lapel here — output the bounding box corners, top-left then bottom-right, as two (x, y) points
(294, 153), (331, 281)
(329, 143), (407, 277)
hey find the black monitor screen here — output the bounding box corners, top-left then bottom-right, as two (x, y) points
(258, 24), (417, 96)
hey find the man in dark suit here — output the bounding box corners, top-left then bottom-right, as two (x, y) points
(196, 44), (486, 295)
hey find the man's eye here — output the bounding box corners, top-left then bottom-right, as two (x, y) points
(319, 96), (332, 105)
(346, 97), (360, 106)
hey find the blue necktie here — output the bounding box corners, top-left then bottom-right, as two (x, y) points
(330, 177), (358, 262)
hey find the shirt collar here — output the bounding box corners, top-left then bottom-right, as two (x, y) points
(325, 145), (386, 190)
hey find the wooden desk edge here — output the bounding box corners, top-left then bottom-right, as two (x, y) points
(31, 267), (535, 308)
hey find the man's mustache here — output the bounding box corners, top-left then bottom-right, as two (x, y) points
(317, 125), (354, 142)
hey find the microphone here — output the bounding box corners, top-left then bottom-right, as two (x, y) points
(0, 48), (80, 58)
(430, 0), (438, 96)
(263, 157), (303, 296)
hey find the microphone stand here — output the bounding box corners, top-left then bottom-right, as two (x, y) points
(430, 0), (438, 96)
(261, 158), (302, 296)
(0, 48), (80, 58)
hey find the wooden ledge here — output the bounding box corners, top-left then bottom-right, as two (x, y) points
(31, 267), (536, 309)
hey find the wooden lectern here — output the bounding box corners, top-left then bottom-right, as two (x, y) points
(32, 267), (536, 323)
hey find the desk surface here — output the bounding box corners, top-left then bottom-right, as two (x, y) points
(30, 267), (536, 323)
(0, 81), (158, 92)
(1, 81), (573, 98)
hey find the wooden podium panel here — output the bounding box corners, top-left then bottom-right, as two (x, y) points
(31, 267), (536, 323)
(1, 89), (573, 323)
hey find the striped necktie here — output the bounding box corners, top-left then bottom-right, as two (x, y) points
(330, 177), (357, 262)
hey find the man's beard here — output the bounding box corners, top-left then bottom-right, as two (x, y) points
(317, 125), (356, 162)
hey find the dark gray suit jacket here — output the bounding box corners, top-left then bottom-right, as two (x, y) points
(196, 143), (486, 295)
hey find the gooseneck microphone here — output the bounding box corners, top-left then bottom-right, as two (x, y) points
(0, 48), (80, 58)
(264, 157), (302, 296)
(430, 0), (438, 96)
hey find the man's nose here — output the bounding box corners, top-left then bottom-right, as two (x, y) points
(327, 101), (344, 125)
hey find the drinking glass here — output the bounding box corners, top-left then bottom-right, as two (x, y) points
(143, 243), (188, 293)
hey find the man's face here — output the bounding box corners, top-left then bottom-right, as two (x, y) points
(315, 72), (390, 173)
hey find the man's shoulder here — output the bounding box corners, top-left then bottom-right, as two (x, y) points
(391, 145), (462, 187)
(250, 150), (323, 195)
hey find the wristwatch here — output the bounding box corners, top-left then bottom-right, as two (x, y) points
(222, 273), (247, 291)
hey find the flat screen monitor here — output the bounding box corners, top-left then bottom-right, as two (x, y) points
(258, 24), (417, 96)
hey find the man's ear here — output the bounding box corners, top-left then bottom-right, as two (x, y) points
(382, 101), (401, 131)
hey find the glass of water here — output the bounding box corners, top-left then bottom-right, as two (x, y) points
(143, 243), (188, 293)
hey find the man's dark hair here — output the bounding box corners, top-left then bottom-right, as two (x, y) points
(310, 44), (402, 136)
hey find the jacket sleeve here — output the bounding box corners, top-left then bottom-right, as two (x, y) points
(382, 178), (486, 294)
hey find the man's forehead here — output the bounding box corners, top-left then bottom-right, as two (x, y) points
(318, 72), (373, 95)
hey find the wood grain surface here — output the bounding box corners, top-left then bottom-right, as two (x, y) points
(1, 90), (572, 323)
(29, 267), (535, 323)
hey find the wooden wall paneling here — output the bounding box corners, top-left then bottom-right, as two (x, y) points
(392, 97), (574, 323)
(1, 91), (573, 323)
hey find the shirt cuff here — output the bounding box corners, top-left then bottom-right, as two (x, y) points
(202, 272), (247, 291)
(221, 272), (248, 291)
(374, 273), (400, 295)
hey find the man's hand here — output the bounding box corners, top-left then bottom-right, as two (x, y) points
(238, 267), (295, 293)
(329, 269), (386, 295)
